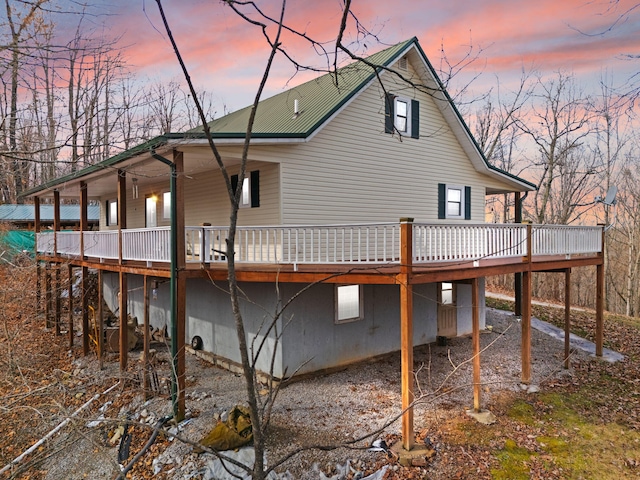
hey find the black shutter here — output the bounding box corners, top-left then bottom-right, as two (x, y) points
(411, 99), (419, 139)
(438, 183), (446, 219)
(464, 186), (471, 220)
(384, 94), (396, 134)
(250, 170), (260, 208)
(231, 174), (238, 196)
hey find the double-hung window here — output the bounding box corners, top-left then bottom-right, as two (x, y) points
(395, 99), (409, 133)
(438, 184), (471, 220)
(385, 94), (419, 139)
(231, 170), (260, 208)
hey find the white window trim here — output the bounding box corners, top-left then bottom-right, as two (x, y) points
(146, 195), (158, 228)
(439, 282), (457, 306)
(445, 184), (465, 219)
(394, 97), (412, 134)
(162, 191), (171, 219)
(334, 284), (364, 324)
(107, 199), (118, 226)
(239, 176), (251, 208)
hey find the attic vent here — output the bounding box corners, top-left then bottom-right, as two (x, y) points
(292, 98), (300, 119)
(398, 56), (407, 70)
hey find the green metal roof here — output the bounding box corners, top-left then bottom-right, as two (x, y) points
(22, 36), (535, 196)
(190, 38), (416, 138)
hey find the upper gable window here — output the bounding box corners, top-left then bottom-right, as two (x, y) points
(395, 99), (409, 133)
(438, 184), (471, 220)
(385, 94), (419, 139)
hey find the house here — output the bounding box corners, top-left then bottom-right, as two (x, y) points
(23, 37), (605, 450)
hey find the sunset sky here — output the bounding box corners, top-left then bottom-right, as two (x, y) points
(82, 0), (640, 113)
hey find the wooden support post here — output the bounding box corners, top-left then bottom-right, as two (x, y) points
(564, 269), (571, 369)
(80, 182), (87, 259)
(177, 274), (187, 417)
(143, 276), (150, 399)
(521, 270), (532, 384)
(53, 190), (60, 255)
(596, 262), (604, 357)
(399, 218), (414, 451)
(82, 266), (89, 356)
(68, 264), (74, 349)
(117, 169), (128, 372)
(174, 150), (187, 420)
(514, 192), (522, 317)
(521, 224), (532, 384)
(34, 197), (41, 315)
(119, 272), (128, 372)
(54, 265), (61, 335)
(97, 270), (104, 370)
(36, 262), (42, 314)
(472, 277), (481, 412)
(45, 263), (52, 329)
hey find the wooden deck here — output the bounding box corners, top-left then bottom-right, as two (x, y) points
(35, 220), (605, 452)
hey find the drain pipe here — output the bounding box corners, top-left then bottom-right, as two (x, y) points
(150, 150), (180, 420)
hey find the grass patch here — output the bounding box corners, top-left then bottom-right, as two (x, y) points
(506, 399), (535, 426)
(492, 438), (531, 480)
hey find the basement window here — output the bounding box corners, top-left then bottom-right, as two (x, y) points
(335, 284), (363, 323)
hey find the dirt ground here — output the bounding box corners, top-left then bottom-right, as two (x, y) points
(2, 267), (639, 479)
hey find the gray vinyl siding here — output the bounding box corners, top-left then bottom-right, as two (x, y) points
(97, 162), (280, 230)
(276, 60), (496, 224)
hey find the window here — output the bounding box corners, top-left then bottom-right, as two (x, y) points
(438, 184), (471, 220)
(107, 199), (118, 226)
(231, 170), (260, 208)
(447, 187), (463, 217)
(163, 191), (171, 219)
(335, 284), (363, 323)
(146, 196), (158, 227)
(440, 282), (456, 305)
(385, 94), (419, 139)
(395, 99), (409, 133)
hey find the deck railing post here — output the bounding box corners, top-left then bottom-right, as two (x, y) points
(399, 218), (414, 451)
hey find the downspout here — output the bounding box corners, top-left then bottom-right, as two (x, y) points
(514, 191), (529, 317)
(150, 150), (179, 419)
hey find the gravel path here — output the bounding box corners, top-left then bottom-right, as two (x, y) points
(40, 307), (588, 479)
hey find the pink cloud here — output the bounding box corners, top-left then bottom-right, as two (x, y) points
(102, 0), (639, 110)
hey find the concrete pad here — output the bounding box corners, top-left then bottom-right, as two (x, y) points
(390, 441), (437, 467)
(530, 317), (624, 363)
(465, 408), (497, 425)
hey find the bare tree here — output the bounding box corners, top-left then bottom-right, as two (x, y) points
(1, 0), (49, 202)
(517, 71), (597, 224)
(472, 70), (534, 223)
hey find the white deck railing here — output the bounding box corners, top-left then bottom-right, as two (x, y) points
(36, 223), (603, 266)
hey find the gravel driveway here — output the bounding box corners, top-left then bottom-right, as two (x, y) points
(41, 307), (587, 479)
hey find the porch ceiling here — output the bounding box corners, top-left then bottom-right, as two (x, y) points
(32, 146), (247, 200)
